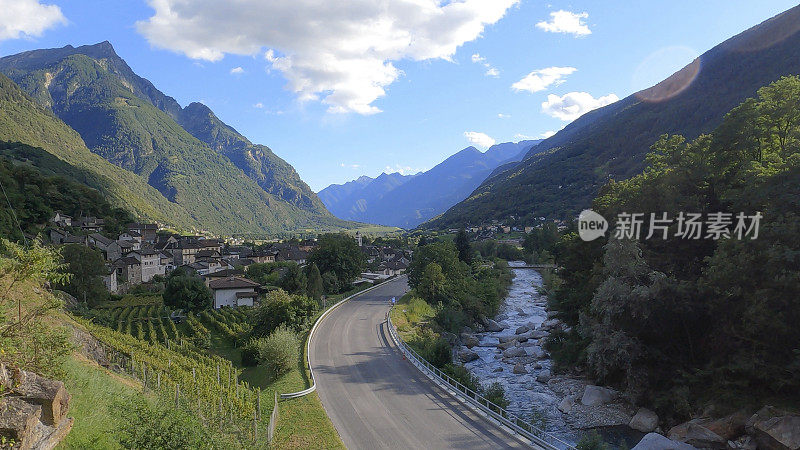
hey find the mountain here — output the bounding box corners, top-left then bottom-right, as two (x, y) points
(318, 172), (415, 222)
(0, 73), (200, 228)
(0, 42), (345, 235)
(319, 140), (541, 228)
(427, 5), (800, 228)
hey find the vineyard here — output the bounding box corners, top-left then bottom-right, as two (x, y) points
(94, 301), (253, 348)
(78, 317), (270, 446)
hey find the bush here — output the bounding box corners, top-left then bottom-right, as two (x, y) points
(115, 396), (215, 449)
(408, 329), (451, 369)
(483, 382), (509, 409)
(576, 431), (609, 450)
(258, 325), (299, 377)
(240, 338), (263, 367)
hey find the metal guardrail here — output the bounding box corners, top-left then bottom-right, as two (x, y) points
(386, 309), (576, 450)
(280, 276), (406, 399)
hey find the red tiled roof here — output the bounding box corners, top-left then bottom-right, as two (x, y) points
(208, 276), (260, 290)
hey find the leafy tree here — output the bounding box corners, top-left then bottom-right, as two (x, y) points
(257, 325), (299, 377)
(455, 228), (473, 264)
(280, 262), (307, 295)
(307, 233), (365, 286)
(321, 271), (339, 295)
(163, 268), (212, 311)
(57, 244), (109, 306)
(416, 263), (446, 303)
(306, 263), (323, 301)
(252, 289), (317, 336)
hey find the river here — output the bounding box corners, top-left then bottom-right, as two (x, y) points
(462, 261), (580, 447)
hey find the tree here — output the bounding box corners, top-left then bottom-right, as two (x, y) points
(307, 233), (366, 286)
(306, 263), (323, 302)
(322, 271), (339, 295)
(280, 263), (306, 295)
(163, 269), (212, 311)
(252, 289), (317, 336)
(416, 263), (446, 303)
(455, 228), (473, 264)
(58, 244), (109, 306)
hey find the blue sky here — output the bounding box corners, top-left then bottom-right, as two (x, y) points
(0, 0), (797, 191)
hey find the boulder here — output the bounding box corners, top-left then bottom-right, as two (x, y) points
(460, 326), (473, 335)
(536, 370), (552, 383)
(484, 319), (505, 332)
(668, 421), (726, 449)
(513, 363), (527, 374)
(751, 414), (800, 450)
(497, 341), (516, 350)
(525, 347), (546, 359)
(629, 408), (659, 433)
(530, 330), (549, 339)
(581, 385), (616, 407)
(11, 367), (71, 425)
(503, 347), (527, 358)
(458, 349), (479, 363)
(497, 335), (516, 344)
(558, 395), (575, 414)
(440, 332), (458, 346)
(729, 435), (758, 450)
(515, 326), (530, 335)
(631, 433), (697, 450)
(746, 406), (784, 434)
(704, 410), (749, 441)
(460, 334), (480, 348)
(0, 397), (42, 445)
(493, 367), (503, 373)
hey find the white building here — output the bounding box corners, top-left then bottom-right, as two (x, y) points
(131, 249), (164, 283)
(208, 276), (260, 309)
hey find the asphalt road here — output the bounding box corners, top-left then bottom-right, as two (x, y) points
(311, 277), (529, 449)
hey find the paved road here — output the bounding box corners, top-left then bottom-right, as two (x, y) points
(311, 277), (528, 449)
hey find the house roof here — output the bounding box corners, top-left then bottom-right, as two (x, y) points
(209, 276), (261, 290)
(113, 256), (139, 268)
(205, 268), (244, 279)
(90, 233), (113, 246)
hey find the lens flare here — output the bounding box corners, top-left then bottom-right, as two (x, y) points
(632, 46), (701, 103)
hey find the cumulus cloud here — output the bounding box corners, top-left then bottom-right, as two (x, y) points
(385, 164), (424, 175)
(0, 0), (66, 41)
(253, 102), (263, 108)
(464, 131), (496, 149)
(230, 66), (245, 74)
(512, 66), (576, 93)
(535, 10), (591, 37)
(471, 52), (500, 77)
(497, 113), (510, 119)
(541, 91), (619, 121)
(340, 163), (361, 169)
(137, 0), (518, 115)
(541, 130), (556, 138)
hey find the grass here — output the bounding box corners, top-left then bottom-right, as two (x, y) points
(389, 291), (436, 341)
(57, 353), (142, 449)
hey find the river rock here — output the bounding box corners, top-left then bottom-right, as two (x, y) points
(484, 319), (505, 332)
(629, 407), (659, 433)
(530, 330), (549, 339)
(458, 349), (479, 363)
(497, 341), (516, 350)
(515, 325), (530, 335)
(746, 407), (800, 450)
(503, 347), (527, 358)
(441, 331), (458, 346)
(631, 433), (697, 450)
(513, 363), (527, 374)
(668, 421), (726, 449)
(460, 334), (479, 348)
(493, 367), (503, 373)
(704, 410), (749, 440)
(729, 435), (758, 450)
(474, 322), (485, 332)
(497, 335), (516, 344)
(496, 314), (509, 321)
(540, 319), (560, 331)
(536, 370), (552, 383)
(526, 347), (546, 359)
(558, 395), (575, 414)
(460, 326), (473, 335)
(581, 385), (616, 407)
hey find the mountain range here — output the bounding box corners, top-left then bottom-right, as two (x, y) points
(427, 5), (800, 228)
(0, 41), (347, 236)
(319, 140), (541, 228)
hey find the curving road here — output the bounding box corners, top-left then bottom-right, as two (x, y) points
(311, 277), (528, 449)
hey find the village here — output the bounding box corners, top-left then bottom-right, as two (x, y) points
(47, 212), (410, 309)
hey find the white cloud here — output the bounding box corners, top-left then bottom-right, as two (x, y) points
(535, 10), (591, 37)
(340, 163), (361, 169)
(464, 131), (496, 149)
(541, 91), (618, 121)
(512, 66), (576, 93)
(385, 164), (424, 175)
(541, 130), (556, 138)
(497, 113), (510, 119)
(253, 102), (264, 108)
(471, 52), (499, 78)
(230, 66), (245, 74)
(514, 133), (534, 140)
(0, 0), (66, 41)
(137, 0), (518, 115)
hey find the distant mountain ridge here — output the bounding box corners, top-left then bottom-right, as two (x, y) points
(427, 4), (800, 228)
(0, 41), (345, 235)
(319, 140), (541, 228)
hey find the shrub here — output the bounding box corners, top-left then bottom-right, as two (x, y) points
(408, 329), (451, 369)
(240, 338), (263, 367)
(482, 382), (509, 409)
(115, 396), (214, 449)
(258, 326), (299, 377)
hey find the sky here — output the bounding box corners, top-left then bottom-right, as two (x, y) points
(0, 0), (797, 191)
